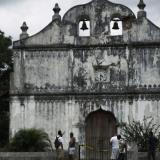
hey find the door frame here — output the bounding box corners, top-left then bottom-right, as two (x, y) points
(84, 108), (117, 160)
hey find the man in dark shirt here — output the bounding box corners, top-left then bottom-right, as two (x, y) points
(148, 131), (158, 160)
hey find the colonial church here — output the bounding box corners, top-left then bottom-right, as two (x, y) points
(11, 0), (160, 157)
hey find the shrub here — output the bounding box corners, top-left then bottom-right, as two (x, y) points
(120, 117), (160, 151)
(8, 128), (53, 152)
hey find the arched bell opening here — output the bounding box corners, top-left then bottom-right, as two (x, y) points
(110, 14), (123, 36)
(78, 15), (90, 37)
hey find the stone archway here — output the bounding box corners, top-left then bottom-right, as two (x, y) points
(85, 109), (117, 160)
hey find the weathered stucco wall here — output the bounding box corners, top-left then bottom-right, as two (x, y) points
(11, 0), (160, 154)
(10, 95), (160, 149)
(127, 18), (160, 42)
(130, 47), (160, 85)
(24, 50), (71, 90)
(24, 21), (62, 45)
(11, 46), (160, 93)
(13, 0), (160, 47)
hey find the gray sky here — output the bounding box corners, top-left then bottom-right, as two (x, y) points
(0, 0), (159, 40)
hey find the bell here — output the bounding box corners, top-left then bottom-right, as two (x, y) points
(80, 20), (88, 31)
(112, 21), (119, 30)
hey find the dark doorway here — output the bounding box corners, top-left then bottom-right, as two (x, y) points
(85, 109), (117, 160)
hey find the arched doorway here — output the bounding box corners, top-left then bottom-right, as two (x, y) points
(85, 109), (117, 160)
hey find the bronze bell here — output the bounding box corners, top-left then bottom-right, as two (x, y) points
(80, 20), (88, 31)
(112, 21), (119, 30)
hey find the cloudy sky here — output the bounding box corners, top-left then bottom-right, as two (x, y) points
(0, 0), (159, 40)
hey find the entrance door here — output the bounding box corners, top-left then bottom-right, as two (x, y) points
(85, 109), (117, 160)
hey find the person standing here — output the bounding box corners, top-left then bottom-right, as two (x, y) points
(68, 132), (76, 160)
(148, 131), (158, 160)
(55, 130), (64, 160)
(117, 135), (127, 160)
(110, 135), (120, 160)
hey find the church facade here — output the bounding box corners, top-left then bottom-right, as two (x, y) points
(11, 0), (160, 153)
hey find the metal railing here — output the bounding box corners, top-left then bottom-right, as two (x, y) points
(79, 137), (111, 160)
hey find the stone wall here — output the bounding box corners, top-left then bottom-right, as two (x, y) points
(0, 152), (55, 160)
(0, 152), (159, 160)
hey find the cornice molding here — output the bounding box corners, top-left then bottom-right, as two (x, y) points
(13, 42), (160, 50)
